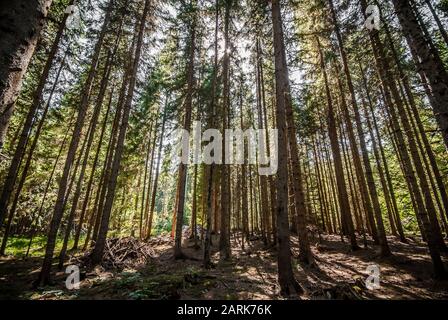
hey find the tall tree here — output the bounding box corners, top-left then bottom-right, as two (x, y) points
(173, 0), (197, 259)
(37, 0), (114, 284)
(271, 0), (304, 296)
(91, 0), (152, 265)
(392, 0), (448, 150)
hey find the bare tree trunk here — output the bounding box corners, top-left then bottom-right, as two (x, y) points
(174, 2), (196, 259)
(0, 50), (67, 255)
(317, 37), (358, 250)
(424, 0), (448, 49)
(146, 100), (167, 239)
(329, 0), (390, 256)
(392, 0), (448, 149)
(271, 0), (304, 296)
(58, 48), (116, 268)
(0, 0), (71, 225)
(37, 1), (113, 285)
(0, 0), (53, 148)
(91, 0), (151, 265)
(361, 0), (447, 279)
(218, 0), (231, 260)
(72, 86), (115, 250)
(203, 0), (219, 269)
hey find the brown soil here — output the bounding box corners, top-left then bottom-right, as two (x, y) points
(0, 233), (447, 300)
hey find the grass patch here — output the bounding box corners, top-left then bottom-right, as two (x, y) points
(4, 236), (85, 258)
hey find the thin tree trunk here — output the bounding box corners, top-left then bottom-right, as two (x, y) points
(72, 86), (115, 250)
(392, 0), (448, 149)
(174, 2), (196, 259)
(317, 37), (358, 250)
(146, 100), (168, 239)
(37, 1), (113, 285)
(361, 0), (447, 278)
(203, 0), (219, 269)
(329, 0), (390, 255)
(0, 50), (67, 255)
(91, 0), (151, 265)
(218, 0), (231, 260)
(58, 48), (115, 268)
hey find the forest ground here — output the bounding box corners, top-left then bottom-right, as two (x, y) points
(0, 233), (447, 300)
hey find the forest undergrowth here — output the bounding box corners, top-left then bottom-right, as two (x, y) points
(1, 233), (447, 300)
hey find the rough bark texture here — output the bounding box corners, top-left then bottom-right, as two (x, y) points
(361, 0), (446, 279)
(272, 0), (304, 297)
(0, 0), (53, 148)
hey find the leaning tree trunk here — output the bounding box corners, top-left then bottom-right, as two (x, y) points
(317, 37), (358, 251)
(361, 0), (446, 279)
(37, 1), (113, 285)
(58, 48), (115, 269)
(0, 0), (70, 226)
(392, 0), (448, 150)
(91, 0), (151, 265)
(0, 0), (53, 149)
(329, 0), (390, 256)
(0, 50), (67, 255)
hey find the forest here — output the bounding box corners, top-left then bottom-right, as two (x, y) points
(0, 0), (448, 301)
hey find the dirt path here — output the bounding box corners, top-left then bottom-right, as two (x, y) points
(0, 234), (447, 300)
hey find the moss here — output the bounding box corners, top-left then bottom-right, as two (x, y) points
(4, 236), (86, 258)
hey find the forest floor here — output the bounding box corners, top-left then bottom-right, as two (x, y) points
(0, 233), (447, 300)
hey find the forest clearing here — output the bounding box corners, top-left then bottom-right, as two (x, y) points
(1, 0), (448, 302)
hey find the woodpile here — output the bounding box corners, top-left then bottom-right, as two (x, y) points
(72, 237), (155, 270)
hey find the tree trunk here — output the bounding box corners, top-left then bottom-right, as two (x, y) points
(361, 0), (446, 279)
(392, 0), (448, 150)
(203, 0), (218, 269)
(174, 2), (196, 259)
(329, 0), (390, 256)
(58, 48), (115, 268)
(37, 1), (113, 285)
(0, 0), (53, 148)
(146, 100), (168, 239)
(91, 0), (151, 265)
(0, 50), (67, 255)
(0, 0), (70, 226)
(317, 37), (358, 250)
(271, 0), (304, 297)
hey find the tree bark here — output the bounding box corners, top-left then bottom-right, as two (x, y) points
(0, 0), (53, 148)
(392, 0), (448, 150)
(174, 1), (196, 259)
(91, 0), (151, 265)
(271, 0), (304, 296)
(37, 1), (113, 285)
(0, 0), (70, 226)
